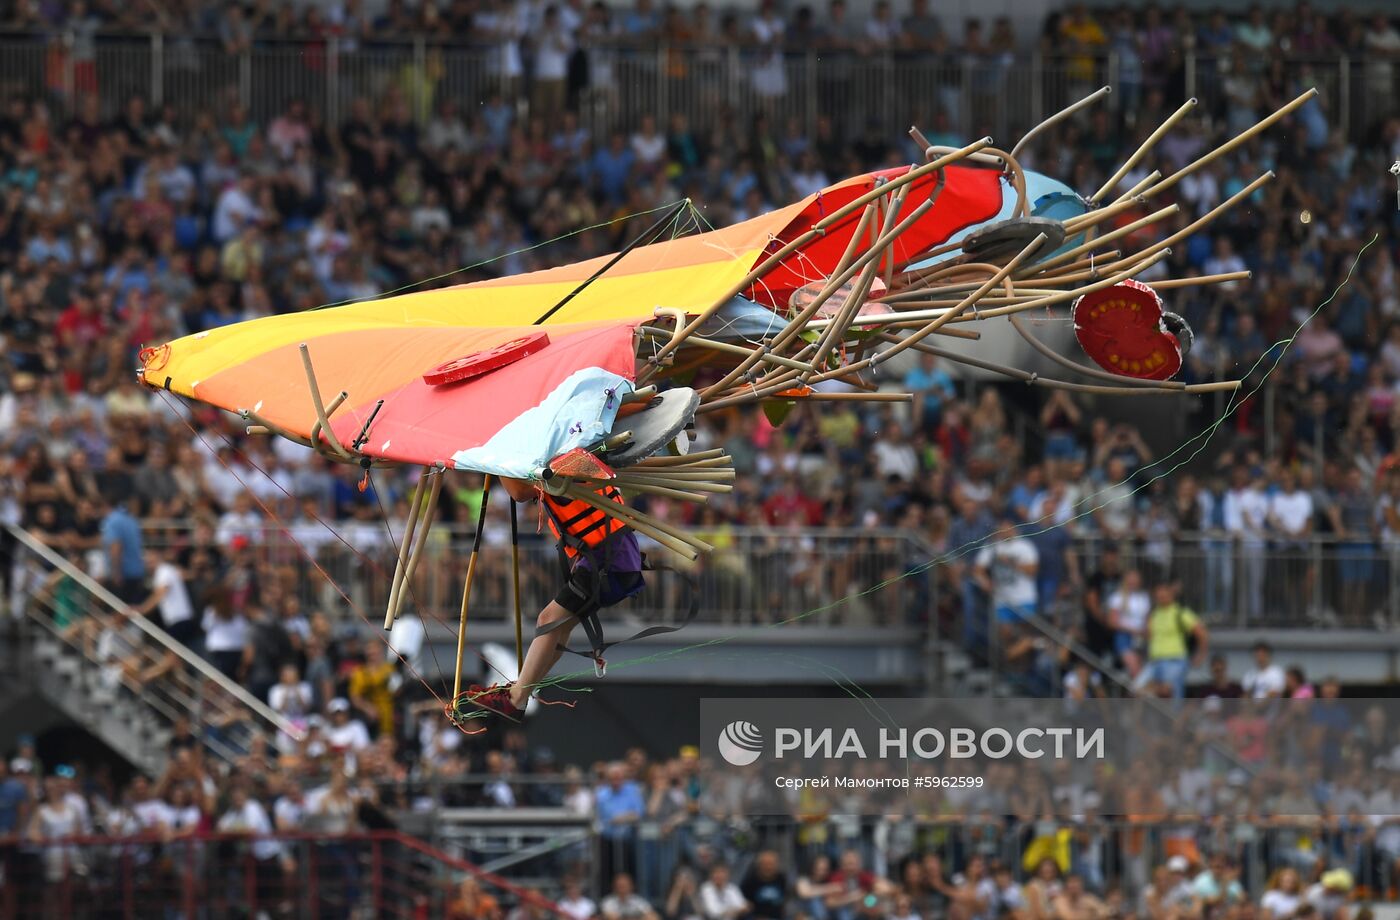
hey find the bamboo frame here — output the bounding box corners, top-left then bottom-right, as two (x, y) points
(452, 475), (492, 703)
(640, 137), (995, 378)
(383, 469), (430, 629)
(510, 499), (523, 671)
(300, 343), (350, 459)
(701, 195), (938, 396)
(561, 484), (708, 560)
(389, 470), (443, 627)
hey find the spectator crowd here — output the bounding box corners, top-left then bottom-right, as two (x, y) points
(0, 0), (1399, 913)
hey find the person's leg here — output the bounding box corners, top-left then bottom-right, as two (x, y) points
(1165, 658), (1188, 700)
(509, 600), (578, 709)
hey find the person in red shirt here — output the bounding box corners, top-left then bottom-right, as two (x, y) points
(761, 475), (823, 527)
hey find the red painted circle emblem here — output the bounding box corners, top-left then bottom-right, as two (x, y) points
(423, 332), (551, 386)
(1072, 279), (1183, 381)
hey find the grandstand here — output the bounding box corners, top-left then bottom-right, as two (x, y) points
(0, 0), (1399, 916)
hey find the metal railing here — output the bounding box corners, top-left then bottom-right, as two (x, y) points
(0, 829), (563, 920)
(3, 32), (1390, 142)
(140, 520), (1400, 632)
(7, 523), (298, 770)
(139, 522), (936, 629)
(589, 815), (1380, 903)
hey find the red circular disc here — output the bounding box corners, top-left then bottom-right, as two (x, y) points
(1072, 279), (1182, 381)
(423, 332), (551, 386)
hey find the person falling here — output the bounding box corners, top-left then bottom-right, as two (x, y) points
(464, 477), (646, 722)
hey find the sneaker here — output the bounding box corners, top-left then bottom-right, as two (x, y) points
(462, 683), (524, 723)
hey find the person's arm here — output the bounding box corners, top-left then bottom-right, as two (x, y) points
(348, 671), (377, 721)
(1191, 619), (1209, 668)
(500, 477), (539, 504)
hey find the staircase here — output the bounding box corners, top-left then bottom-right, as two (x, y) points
(6, 524), (296, 775)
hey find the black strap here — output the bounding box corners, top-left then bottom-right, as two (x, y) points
(533, 555), (700, 660)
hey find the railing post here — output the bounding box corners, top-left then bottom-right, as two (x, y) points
(184, 835), (198, 920)
(1235, 541), (1245, 629)
(373, 837), (384, 914)
(122, 846), (134, 918)
(1030, 50), (1043, 129)
(239, 47), (251, 110)
(326, 38), (340, 127)
(1312, 538), (1324, 623)
(1264, 384), (1275, 459)
(656, 42), (669, 130)
(1338, 55), (1350, 139)
(1107, 51), (1120, 113)
(805, 51), (817, 138)
(414, 36), (427, 123)
(960, 55), (972, 139)
(151, 32), (164, 108)
(62, 31), (75, 103)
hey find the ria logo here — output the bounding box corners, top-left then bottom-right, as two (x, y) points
(717, 720), (764, 766)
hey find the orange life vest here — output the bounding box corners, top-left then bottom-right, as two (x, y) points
(542, 486), (629, 560)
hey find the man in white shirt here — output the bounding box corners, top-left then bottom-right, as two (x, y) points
(558, 878), (597, 920)
(129, 774), (173, 834)
(973, 520), (1040, 624)
(600, 873), (658, 920)
(325, 698), (371, 753)
(1268, 467), (1315, 607)
(1241, 640), (1286, 699)
(1223, 467), (1269, 621)
(216, 786), (283, 865)
(215, 492), (262, 548)
(212, 174), (262, 243)
(530, 5), (573, 119)
(699, 864), (749, 920)
(139, 549), (196, 645)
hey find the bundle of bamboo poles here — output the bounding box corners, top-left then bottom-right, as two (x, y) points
(556, 447), (736, 563)
(628, 86), (1318, 412)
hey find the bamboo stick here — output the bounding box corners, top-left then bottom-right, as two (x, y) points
(605, 480), (713, 502)
(629, 448), (728, 465)
(1139, 88), (1316, 200)
(383, 470), (430, 629)
(613, 477), (735, 493)
(1094, 173), (1274, 274)
(310, 390), (348, 455)
(617, 469), (737, 481)
(916, 342), (1239, 396)
(391, 472), (443, 626)
(510, 499), (523, 671)
(1090, 98), (1198, 204)
(299, 343), (349, 459)
(1148, 271), (1251, 290)
(833, 201), (878, 278)
(1011, 86), (1111, 158)
(451, 475), (492, 703)
(638, 329), (815, 373)
(1033, 204), (1180, 273)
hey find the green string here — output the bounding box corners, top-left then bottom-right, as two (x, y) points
(525, 233), (1380, 696)
(310, 201), (688, 311)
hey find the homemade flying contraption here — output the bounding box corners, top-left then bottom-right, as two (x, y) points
(139, 87), (1318, 719)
